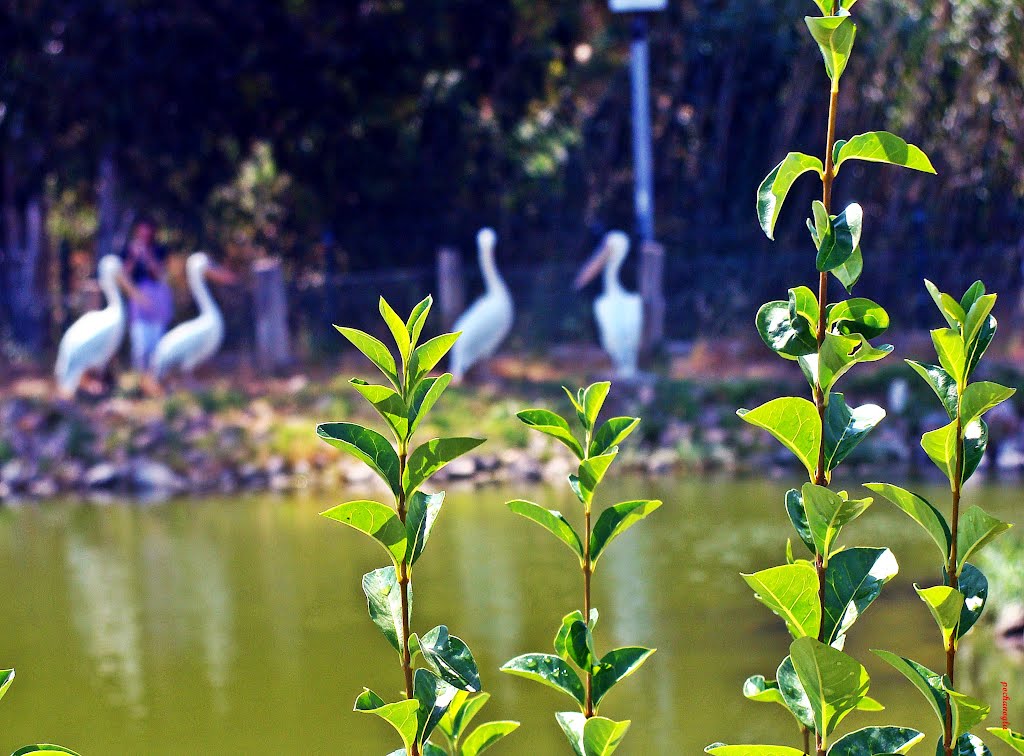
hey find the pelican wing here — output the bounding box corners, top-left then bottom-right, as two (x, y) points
(55, 308), (125, 390)
(450, 291), (514, 378)
(594, 291), (643, 378)
(152, 315), (224, 377)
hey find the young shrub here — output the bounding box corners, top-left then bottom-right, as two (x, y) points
(708, 1), (939, 755)
(501, 382), (660, 755)
(867, 281), (1022, 756)
(317, 296), (518, 756)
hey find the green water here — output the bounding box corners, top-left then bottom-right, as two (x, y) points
(0, 476), (1020, 754)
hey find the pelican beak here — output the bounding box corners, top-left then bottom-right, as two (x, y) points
(206, 265), (238, 285)
(574, 241), (610, 290)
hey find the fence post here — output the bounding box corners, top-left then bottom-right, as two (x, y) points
(639, 239), (665, 352)
(252, 257), (292, 372)
(436, 246), (464, 330)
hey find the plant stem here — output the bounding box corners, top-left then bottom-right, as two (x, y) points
(812, 81), (841, 756)
(802, 725), (811, 756)
(584, 503), (594, 718)
(943, 414), (964, 756)
(396, 444), (418, 756)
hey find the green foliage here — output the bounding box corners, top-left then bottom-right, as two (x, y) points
(503, 383), (657, 751)
(317, 296), (515, 756)
(0, 670), (80, 755)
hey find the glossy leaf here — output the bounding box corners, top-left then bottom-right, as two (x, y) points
(0, 669), (13, 703)
(414, 668), (458, 745)
(590, 500), (662, 565)
(500, 654), (585, 706)
(872, 650), (945, 726)
(790, 636), (870, 738)
(409, 374), (453, 439)
(580, 382), (611, 430)
(803, 332), (892, 397)
(802, 483), (872, 559)
(507, 500), (584, 559)
(944, 733), (993, 756)
(410, 332), (461, 383)
(828, 298), (890, 339)
(742, 563), (821, 639)
(565, 620), (598, 672)
(828, 726), (925, 756)
(954, 563), (988, 639)
(986, 729), (1024, 754)
(569, 452), (618, 505)
(915, 585), (965, 647)
(965, 315), (997, 379)
(590, 417), (640, 457)
(317, 422), (402, 496)
(321, 499), (407, 565)
(757, 300), (817, 360)
(462, 721), (521, 756)
(823, 393), (885, 471)
(963, 294), (996, 348)
(863, 483), (950, 562)
(932, 328), (966, 387)
(350, 380), (408, 439)
(379, 297), (412, 362)
(555, 611), (589, 660)
(362, 566), (407, 654)
(9, 748), (82, 756)
(805, 15), (857, 84)
(737, 397), (820, 479)
(959, 382), (1015, 425)
(743, 675), (786, 706)
(406, 490), (446, 565)
(420, 625), (481, 693)
(817, 203), (863, 273)
(906, 361), (958, 420)
(823, 547), (898, 646)
(778, 655), (815, 730)
(833, 246), (864, 293)
(405, 295), (432, 347)
(335, 326), (401, 389)
(354, 688), (420, 753)
(592, 647), (655, 708)
(921, 419), (989, 488)
(925, 280), (966, 328)
(786, 488), (816, 554)
(556, 712), (631, 756)
(437, 690), (489, 744)
(957, 506), (1012, 572)
(757, 153), (824, 239)
(517, 409), (585, 459)
(834, 132), (936, 175)
(404, 437), (485, 496)
(944, 683), (991, 741)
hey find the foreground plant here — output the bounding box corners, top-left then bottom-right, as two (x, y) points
(867, 281), (1022, 756)
(501, 382), (660, 755)
(316, 296), (518, 756)
(0, 669), (80, 756)
(708, 1), (940, 754)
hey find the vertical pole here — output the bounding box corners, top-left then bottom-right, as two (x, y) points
(253, 257), (292, 372)
(630, 14), (655, 243)
(639, 240), (665, 350)
(436, 246), (465, 331)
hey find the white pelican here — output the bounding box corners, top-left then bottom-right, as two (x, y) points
(54, 255), (127, 397)
(449, 227), (514, 382)
(574, 230), (643, 379)
(150, 252), (236, 382)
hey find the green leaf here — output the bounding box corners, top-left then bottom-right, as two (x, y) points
(828, 726), (926, 756)
(743, 675), (786, 706)
(580, 382), (611, 430)
(0, 669), (14, 704)
(507, 500), (584, 559)
(354, 689), (420, 753)
(350, 379), (408, 439)
(556, 712), (631, 756)
(554, 611), (589, 659)
(335, 326), (401, 389)
(462, 721), (521, 756)
(823, 393), (885, 471)
(414, 668), (458, 746)
(320, 499), (407, 565)
(410, 332), (461, 383)
(419, 625), (481, 693)
(945, 733), (993, 756)
(409, 374), (453, 439)
(778, 655), (815, 730)
(871, 650), (946, 726)
(963, 294), (996, 349)
(757, 153), (824, 239)
(817, 203), (863, 273)
(915, 585), (965, 648)
(833, 246), (864, 293)
(569, 452), (618, 505)
(380, 297), (412, 362)
(500, 654), (585, 706)
(406, 490), (445, 565)
(960, 281), (986, 313)
(907, 361), (959, 419)
(828, 298), (890, 339)
(406, 296), (432, 348)
(965, 316), (997, 379)
(954, 563), (989, 639)
(517, 409), (585, 459)
(592, 647), (655, 708)
(932, 328), (967, 387)
(742, 563), (822, 639)
(10, 748), (82, 756)
(786, 488), (816, 554)
(737, 397), (821, 479)
(705, 747), (805, 756)
(317, 422), (402, 496)
(987, 729), (1024, 754)
(790, 637), (870, 739)
(863, 483), (951, 562)
(802, 483), (873, 559)
(362, 566), (408, 654)
(405, 437), (486, 496)
(805, 15), (857, 85)
(925, 280), (963, 329)
(921, 419), (961, 486)
(590, 417), (640, 457)
(756, 300), (817, 360)
(804, 333), (892, 397)
(565, 620), (598, 673)
(944, 683), (991, 741)
(437, 689), (486, 743)
(834, 131), (936, 175)
(957, 507), (1012, 571)
(960, 382), (1016, 425)
(590, 500), (662, 565)
(823, 547), (899, 647)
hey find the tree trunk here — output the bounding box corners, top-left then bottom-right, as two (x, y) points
(253, 257), (292, 373)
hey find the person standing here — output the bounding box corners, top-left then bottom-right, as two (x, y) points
(119, 216), (173, 371)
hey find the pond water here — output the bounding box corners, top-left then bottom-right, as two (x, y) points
(0, 476), (1020, 754)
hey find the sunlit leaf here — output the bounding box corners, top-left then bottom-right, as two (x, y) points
(317, 422), (402, 496)
(834, 132), (935, 175)
(737, 397), (820, 479)
(742, 563), (821, 639)
(757, 153), (824, 239)
(320, 499), (407, 565)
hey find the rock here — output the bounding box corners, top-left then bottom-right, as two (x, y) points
(131, 459), (185, 494)
(444, 456), (477, 479)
